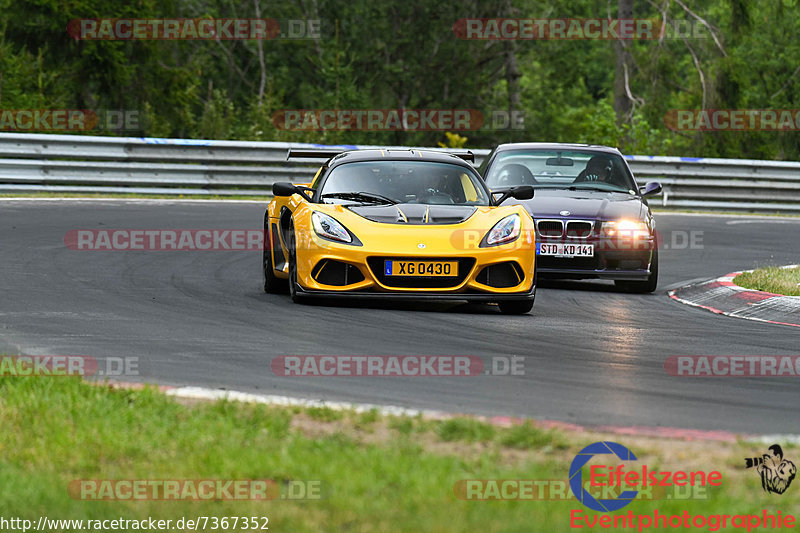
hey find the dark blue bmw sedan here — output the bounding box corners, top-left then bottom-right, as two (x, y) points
(479, 143), (663, 293)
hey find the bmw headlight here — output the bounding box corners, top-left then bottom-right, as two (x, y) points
(481, 214), (521, 247)
(311, 212), (354, 244)
(603, 219), (650, 238)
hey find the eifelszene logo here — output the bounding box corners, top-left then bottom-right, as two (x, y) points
(570, 441), (639, 512)
(569, 441), (722, 513)
(745, 444), (796, 495)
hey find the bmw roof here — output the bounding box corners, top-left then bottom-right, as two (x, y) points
(491, 142), (623, 155)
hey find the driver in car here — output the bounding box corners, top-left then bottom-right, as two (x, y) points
(574, 156), (615, 184)
(415, 170), (455, 204)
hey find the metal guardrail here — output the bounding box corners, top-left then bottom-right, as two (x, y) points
(0, 133), (490, 197)
(0, 133), (798, 212)
(625, 155), (800, 212)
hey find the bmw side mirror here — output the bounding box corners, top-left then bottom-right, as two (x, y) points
(511, 185), (535, 200)
(639, 182), (662, 197)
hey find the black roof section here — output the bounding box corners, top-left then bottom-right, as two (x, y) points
(320, 149), (478, 170)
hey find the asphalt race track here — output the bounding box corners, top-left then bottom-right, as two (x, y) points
(1, 199), (799, 435)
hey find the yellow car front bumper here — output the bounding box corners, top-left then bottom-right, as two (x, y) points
(275, 205), (536, 301)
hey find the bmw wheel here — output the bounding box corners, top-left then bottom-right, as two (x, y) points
(615, 247), (659, 293)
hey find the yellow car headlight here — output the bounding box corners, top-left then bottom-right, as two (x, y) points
(481, 214), (521, 247)
(312, 212), (357, 244)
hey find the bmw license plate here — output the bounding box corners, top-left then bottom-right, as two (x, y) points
(384, 260), (458, 277)
(537, 243), (594, 257)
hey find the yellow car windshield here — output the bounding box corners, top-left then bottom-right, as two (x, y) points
(320, 161), (490, 206)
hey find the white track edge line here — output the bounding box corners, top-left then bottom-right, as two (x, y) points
(165, 386), (450, 419)
(163, 385), (800, 443)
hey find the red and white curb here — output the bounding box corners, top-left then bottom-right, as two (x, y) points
(668, 265), (800, 328)
(102, 380), (791, 444)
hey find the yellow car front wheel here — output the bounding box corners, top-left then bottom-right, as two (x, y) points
(286, 225), (301, 303)
(263, 247), (288, 295)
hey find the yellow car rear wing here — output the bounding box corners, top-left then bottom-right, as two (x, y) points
(286, 148), (475, 163)
(448, 151), (475, 162)
(286, 149), (344, 160)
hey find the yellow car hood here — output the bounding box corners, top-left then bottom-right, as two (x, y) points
(345, 203), (477, 225)
(307, 203), (530, 255)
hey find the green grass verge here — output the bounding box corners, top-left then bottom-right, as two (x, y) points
(735, 265), (800, 296)
(1, 376), (798, 532)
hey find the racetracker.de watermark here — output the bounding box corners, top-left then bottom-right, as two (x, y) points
(271, 355), (525, 376)
(454, 479), (708, 501)
(448, 229), (702, 251)
(0, 355), (138, 377)
(0, 109), (140, 132)
(453, 18), (707, 40)
(272, 109), (526, 131)
(67, 18), (321, 40)
(665, 356), (800, 377)
(66, 228), (702, 253)
(68, 479), (324, 500)
(665, 109), (800, 131)
(65, 229), (264, 251)
(274, 109), (480, 131)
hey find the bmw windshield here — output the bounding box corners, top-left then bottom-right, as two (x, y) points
(484, 150), (637, 194)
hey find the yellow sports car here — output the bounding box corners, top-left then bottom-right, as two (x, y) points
(263, 149), (537, 313)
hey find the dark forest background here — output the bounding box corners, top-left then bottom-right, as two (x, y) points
(1, 0), (798, 158)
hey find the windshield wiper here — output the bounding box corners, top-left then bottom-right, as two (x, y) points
(564, 185), (621, 193)
(321, 191), (398, 205)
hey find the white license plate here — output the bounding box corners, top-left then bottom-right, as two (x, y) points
(538, 243), (594, 257)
